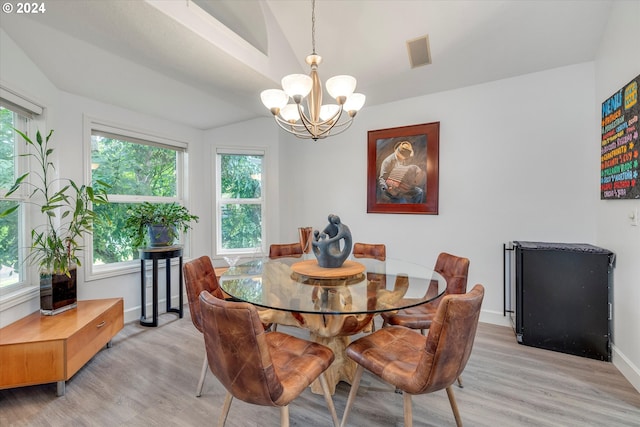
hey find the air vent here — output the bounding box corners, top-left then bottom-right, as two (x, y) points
(406, 35), (432, 68)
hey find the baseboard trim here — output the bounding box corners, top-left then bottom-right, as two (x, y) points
(479, 308), (512, 328)
(612, 344), (640, 393)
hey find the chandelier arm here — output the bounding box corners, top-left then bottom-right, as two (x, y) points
(272, 113), (355, 140)
(272, 116), (319, 139)
(321, 117), (355, 137)
(297, 104), (347, 139)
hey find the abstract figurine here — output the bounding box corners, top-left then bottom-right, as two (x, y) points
(312, 214), (352, 268)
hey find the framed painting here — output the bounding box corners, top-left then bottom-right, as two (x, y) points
(367, 122), (439, 214)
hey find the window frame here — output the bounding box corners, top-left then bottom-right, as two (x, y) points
(0, 87), (45, 306)
(215, 147), (267, 256)
(84, 116), (191, 280)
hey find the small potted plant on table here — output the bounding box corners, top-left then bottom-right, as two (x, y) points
(124, 202), (199, 248)
(0, 129), (109, 315)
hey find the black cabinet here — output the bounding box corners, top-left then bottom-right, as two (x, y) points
(505, 241), (615, 361)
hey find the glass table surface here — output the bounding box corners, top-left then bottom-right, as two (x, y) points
(219, 257), (447, 315)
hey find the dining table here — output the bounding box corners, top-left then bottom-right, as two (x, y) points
(219, 256), (447, 394)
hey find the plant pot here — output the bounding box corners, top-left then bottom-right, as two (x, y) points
(40, 267), (77, 315)
(148, 225), (177, 247)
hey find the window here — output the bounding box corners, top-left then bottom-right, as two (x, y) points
(0, 106), (29, 294)
(216, 149), (265, 255)
(88, 120), (188, 273)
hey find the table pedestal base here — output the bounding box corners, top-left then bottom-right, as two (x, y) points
(309, 334), (356, 395)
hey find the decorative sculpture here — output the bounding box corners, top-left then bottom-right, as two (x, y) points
(312, 214), (352, 268)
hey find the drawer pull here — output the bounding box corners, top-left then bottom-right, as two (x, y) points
(96, 321), (106, 328)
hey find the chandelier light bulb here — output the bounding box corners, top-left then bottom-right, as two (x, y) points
(260, 89), (289, 112)
(326, 75), (357, 101)
(280, 104), (302, 123)
(343, 93), (366, 113)
(281, 74), (313, 100)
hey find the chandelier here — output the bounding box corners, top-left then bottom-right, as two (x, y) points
(260, 0), (365, 141)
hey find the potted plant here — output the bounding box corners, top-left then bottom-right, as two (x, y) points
(124, 202), (199, 248)
(0, 129), (109, 315)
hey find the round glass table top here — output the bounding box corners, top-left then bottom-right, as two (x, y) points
(219, 257), (447, 315)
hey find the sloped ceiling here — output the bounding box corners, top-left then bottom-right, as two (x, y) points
(0, 0), (613, 130)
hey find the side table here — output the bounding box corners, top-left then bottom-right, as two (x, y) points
(139, 246), (183, 327)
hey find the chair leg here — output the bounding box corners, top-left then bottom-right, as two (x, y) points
(280, 405), (289, 427)
(457, 375), (463, 388)
(217, 392), (233, 427)
(340, 364), (364, 427)
(445, 385), (463, 427)
(196, 352), (208, 397)
(318, 373), (340, 427)
(403, 391), (413, 427)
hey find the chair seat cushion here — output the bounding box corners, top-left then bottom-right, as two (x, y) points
(381, 302), (437, 330)
(346, 326), (429, 394)
(267, 332), (335, 405)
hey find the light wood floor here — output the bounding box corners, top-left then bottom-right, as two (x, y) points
(1, 310), (639, 427)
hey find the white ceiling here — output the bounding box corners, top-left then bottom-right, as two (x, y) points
(0, 0), (613, 130)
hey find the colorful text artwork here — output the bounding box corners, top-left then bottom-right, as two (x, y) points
(601, 74), (639, 199)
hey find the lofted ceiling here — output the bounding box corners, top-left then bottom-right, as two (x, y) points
(0, 0), (613, 130)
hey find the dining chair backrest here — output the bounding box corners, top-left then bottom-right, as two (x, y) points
(417, 284), (484, 394)
(183, 255), (224, 333)
(269, 242), (303, 259)
(433, 252), (470, 297)
(352, 243), (386, 261)
(199, 291), (280, 406)
(199, 291), (340, 426)
(341, 284), (484, 427)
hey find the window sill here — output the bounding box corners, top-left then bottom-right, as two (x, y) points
(0, 285), (39, 312)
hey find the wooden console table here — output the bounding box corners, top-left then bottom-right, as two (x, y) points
(0, 298), (124, 396)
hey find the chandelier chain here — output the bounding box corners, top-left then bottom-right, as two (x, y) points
(311, 0), (316, 54)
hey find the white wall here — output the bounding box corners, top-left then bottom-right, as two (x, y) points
(280, 63), (598, 328)
(594, 0), (640, 392)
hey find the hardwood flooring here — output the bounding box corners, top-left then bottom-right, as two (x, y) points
(1, 311), (639, 426)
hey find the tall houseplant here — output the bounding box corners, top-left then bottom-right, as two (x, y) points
(0, 129), (108, 314)
(124, 202), (199, 248)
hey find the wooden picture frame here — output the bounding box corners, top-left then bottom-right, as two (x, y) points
(367, 122), (439, 214)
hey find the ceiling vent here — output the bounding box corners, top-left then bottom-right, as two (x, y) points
(406, 35), (432, 68)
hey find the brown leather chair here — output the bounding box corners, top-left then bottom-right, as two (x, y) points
(183, 255), (225, 397)
(199, 291), (340, 427)
(382, 252), (469, 387)
(269, 242), (304, 259)
(381, 252), (470, 334)
(352, 242), (386, 261)
(340, 284), (485, 427)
